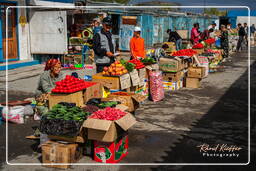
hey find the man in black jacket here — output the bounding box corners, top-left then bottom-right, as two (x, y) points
(167, 29), (182, 50)
(236, 23), (246, 52)
(93, 17), (116, 73)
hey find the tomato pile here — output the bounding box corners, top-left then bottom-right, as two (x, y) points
(192, 43), (204, 49)
(205, 38), (215, 45)
(102, 61), (128, 76)
(128, 59), (145, 69)
(52, 75), (96, 93)
(90, 107), (127, 121)
(207, 49), (220, 54)
(172, 49), (197, 57)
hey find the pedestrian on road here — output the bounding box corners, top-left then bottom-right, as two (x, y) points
(250, 24), (256, 36)
(250, 24), (256, 46)
(236, 23), (246, 52)
(93, 17), (116, 73)
(130, 26), (146, 59)
(167, 29), (182, 50)
(244, 23), (249, 47)
(35, 59), (63, 97)
(190, 23), (200, 45)
(219, 25), (229, 59)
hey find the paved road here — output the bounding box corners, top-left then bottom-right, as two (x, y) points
(0, 48), (255, 171)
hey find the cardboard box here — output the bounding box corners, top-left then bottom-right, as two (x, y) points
(94, 134), (128, 163)
(84, 82), (103, 103)
(162, 81), (178, 91)
(162, 71), (184, 82)
(92, 73), (120, 90)
(42, 141), (83, 169)
(185, 77), (201, 88)
(159, 57), (184, 72)
(106, 93), (147, 112)
(49, 91), (84, 109)
(84, 113), (136, 142)
(188, 67), (206, 78)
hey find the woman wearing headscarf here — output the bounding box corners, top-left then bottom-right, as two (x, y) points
(36, 59), (63, 97)
(34, 59), (64, 120)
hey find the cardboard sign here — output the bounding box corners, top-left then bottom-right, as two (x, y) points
(120, 73), (131, 90)
(138, 68), (146, 86)
(129, 70), (140, 86)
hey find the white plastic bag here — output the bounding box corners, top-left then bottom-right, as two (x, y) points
(24, 105), (34, 116)
(2, 106), (25, 124)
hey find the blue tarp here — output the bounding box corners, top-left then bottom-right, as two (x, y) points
(227, 10), (256, 17)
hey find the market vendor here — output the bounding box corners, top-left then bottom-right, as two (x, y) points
(167, 29), (182, 50)
(190, 23), (200, 45)
(93, 17), (116, 73)
(35, 59), (63, 97)
(92, 17), (102, 35)
(201, 28), (214, 40)
(130, 26), (146, 59)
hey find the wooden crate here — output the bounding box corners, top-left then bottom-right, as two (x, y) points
(48, 91), (84, 109)
(185, 77), (201, 88)
(92, 73), (120, 90)
(42, 141), (83, 169)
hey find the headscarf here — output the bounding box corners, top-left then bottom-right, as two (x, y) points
(44, 59), (61, 71)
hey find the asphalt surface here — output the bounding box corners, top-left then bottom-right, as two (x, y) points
(0, 48), (255, 171)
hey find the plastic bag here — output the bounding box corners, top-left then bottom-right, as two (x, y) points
(2, 106), (25, 124)
(24, 105), (34, 116)
(149, 71), (165, 102)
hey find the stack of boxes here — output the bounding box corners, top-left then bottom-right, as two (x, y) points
(159, 57), (188, 91)
(185, 66), (206, 88)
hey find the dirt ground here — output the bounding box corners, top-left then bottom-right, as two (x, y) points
(0, 48), (255, 171)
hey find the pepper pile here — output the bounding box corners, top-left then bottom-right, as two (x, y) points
(52, 75), (96, 93)
(90, 107), (127, 121)
(102, 61), (128, 76)
(45, 103), (89, 121)
(172, 49), (197, 57)
(192, 43), (204, 49)
(128, 59), (145, 69)
(205, 38), (215, 45)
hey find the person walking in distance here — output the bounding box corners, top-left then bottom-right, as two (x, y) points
(236, 23), (246, 52)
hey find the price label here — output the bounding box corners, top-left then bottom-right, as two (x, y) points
(120, 73), (131, 90)
(129, 69), (140, 86)
(138, 68), (146, 86)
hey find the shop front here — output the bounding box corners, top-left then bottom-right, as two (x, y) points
(0, 1), (19, 62)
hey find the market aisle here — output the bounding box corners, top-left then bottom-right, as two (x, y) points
(0, 48), (255, 171)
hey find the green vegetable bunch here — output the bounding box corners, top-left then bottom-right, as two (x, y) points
(97, 101), (119, 108)
(45, 104), (90, 122)
(120, 59), (135, 72)
(141, 57), (156, 65)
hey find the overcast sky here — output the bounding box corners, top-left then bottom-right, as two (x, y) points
(129, 0), (256, 11)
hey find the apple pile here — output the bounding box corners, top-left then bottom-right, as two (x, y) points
(102, 61), (128, 76)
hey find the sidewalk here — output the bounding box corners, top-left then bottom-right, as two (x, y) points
(0, 48), (255, 171)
